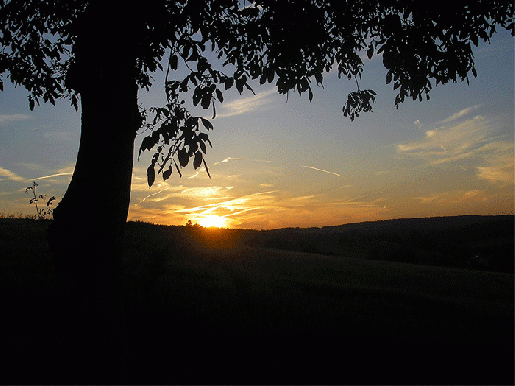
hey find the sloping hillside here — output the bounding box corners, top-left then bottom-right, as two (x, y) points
(1, 217), (513, 383)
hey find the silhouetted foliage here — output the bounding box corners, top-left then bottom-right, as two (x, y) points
(1, 0), (513, 184)
(25, 181), (56, 220)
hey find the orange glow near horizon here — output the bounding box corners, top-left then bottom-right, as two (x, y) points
(196, 215), (229, 228)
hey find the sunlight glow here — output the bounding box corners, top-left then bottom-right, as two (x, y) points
(197, 215), (228, 228)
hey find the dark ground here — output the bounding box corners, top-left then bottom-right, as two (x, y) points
(0, 216), (513, 384)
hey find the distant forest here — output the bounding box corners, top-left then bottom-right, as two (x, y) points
(241, 215), (514, 273)
(126, 215), (514, 274)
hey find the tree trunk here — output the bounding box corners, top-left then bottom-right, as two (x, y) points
(48, 3), (141, 381)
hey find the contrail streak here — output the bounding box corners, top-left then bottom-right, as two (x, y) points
(139, 187), (170, 203)
(301, 165), (340, 177)
(214, 156), (271, 165)
(35, 172), (73, 180)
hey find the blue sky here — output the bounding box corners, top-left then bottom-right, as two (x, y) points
(0, 29), (513, 228)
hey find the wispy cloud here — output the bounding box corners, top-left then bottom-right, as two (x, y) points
(169, 188), (388, 229)
(43, 131), (76, 143)
(301, 165), (341, 177)
(180, 186), (227, 198)
(289, 194), (316, 203)
(415, 190), (488, 205)
(0, 113), (31, 125)
(397, 115), (490, 163)
(476, 165), (513, 185)
(413, 119), (423, 128)
(0, 166), (25, 182)
(133, 179), (234, 207)
(17, 162), (46, 171)
(128, 204), (187, 225)
(217, 89), (276, 118)
(438, 104), (482, 124)
(138, 187), (172, 203)
(475, 141), (514, 185)
(397, 114), (513, 186)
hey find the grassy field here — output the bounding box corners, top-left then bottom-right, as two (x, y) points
(1, 218), (513, 383)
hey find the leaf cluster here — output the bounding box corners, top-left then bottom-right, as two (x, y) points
(369, 1), (514, 107)
(139, 99), (214, 187)
(0, 0), (84, 109)
(1, 0), (513, 184)
(2, 0), (513, 112)
(141, 1), (512, 183)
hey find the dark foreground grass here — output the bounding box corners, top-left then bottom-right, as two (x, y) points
(1, 219), (513, 384)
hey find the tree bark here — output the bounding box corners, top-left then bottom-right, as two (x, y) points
(48, 2), (141, 381)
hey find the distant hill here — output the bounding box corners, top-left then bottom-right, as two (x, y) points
(1, 215), (512, 274)
(242, 215), (514, 273)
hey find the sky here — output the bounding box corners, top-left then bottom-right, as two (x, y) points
(0, 29), (513, 229)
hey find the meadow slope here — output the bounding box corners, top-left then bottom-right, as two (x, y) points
(1, 218), (513, 383)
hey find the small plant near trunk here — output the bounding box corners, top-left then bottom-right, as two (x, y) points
(25, 181), (56, 220)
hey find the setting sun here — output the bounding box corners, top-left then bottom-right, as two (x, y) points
(197, 215), (228, 228)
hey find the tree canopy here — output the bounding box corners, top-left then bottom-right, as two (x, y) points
(1, 0), (513, 186)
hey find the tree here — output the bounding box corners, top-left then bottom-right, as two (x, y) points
(1, 0), (513, 381)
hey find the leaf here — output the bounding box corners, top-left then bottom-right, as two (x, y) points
(180, 77), (189, 92)
(29, 98), (35, 111)
(236, 78), (245, 94)
(178, 148), (189, 167)
(224, 77), (234, 90)
(163, 165), (173, 180)
(386, 71), (392, 84)
(216, 89), (223, 103)
(314, 72), (323, 85)
(182, 45), (190, 59)
(203, 159), (211, 178)
(186, 50), (198, 62)
(139, 135), (158, 156)
(200, 118), (213, 130)
(147, 165), (155, 187)
(192, 88), (201, 106)
(169, 54), (179, 70)
(267, 69), (274, 83)
(193, 151), (202, 169)
(367, 45), (374, 59)
(201, 94), (211, 109)
(197, 57), (208, 73)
